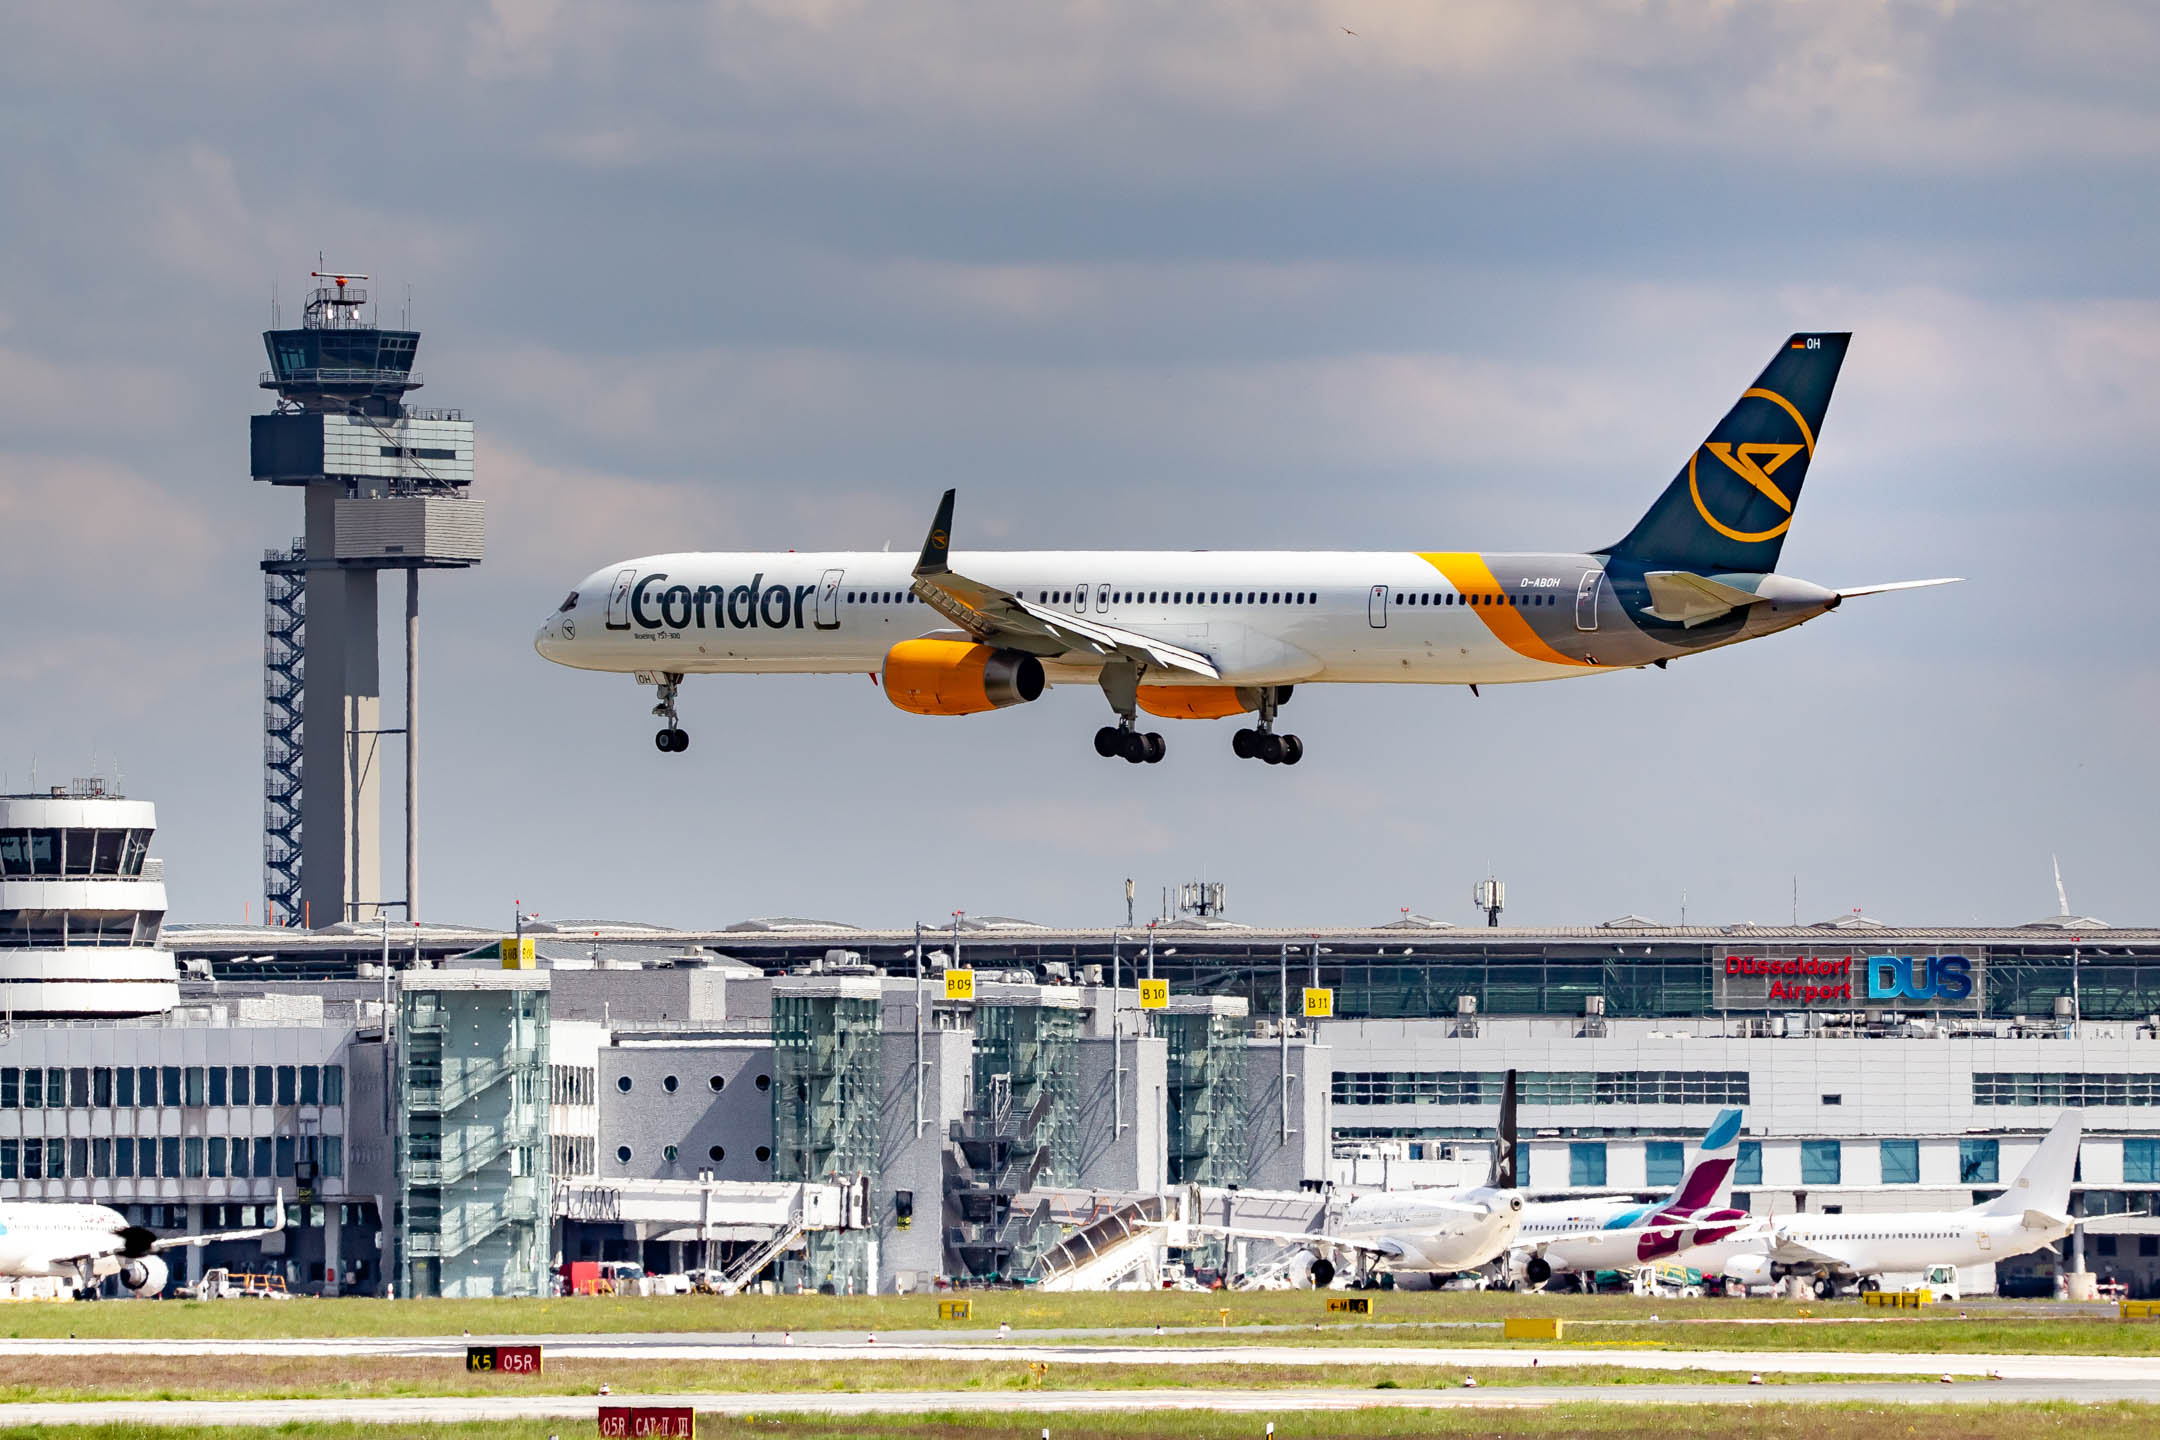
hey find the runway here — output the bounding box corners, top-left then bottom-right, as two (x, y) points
(0, 1331), (2155, 1383)
(0, 1380), (2154, 1428)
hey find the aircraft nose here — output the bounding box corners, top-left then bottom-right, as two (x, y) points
(535, 616), (566, 660)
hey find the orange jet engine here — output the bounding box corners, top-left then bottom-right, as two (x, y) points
(883, 639), (1046, 716)
(1136, 684), (1277, 720)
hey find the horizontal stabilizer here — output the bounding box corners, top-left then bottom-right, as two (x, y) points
(1643, 571), (1763, 627)
(1835, 577), (1963, 599)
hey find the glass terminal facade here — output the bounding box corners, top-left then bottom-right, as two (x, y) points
(395, 975), (549, 1298)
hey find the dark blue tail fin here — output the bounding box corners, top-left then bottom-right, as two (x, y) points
(1604, 333), (1850, 573)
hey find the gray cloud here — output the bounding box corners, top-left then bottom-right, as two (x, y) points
(0, 1), (2154, 929)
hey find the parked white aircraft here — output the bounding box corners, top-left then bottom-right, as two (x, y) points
(1183, 1071), (1525, 1285)
(536, 334), (1956, 764)
(1506, 1107), (1751, 1287)
(0, 1190), (284, 1298)
(1713, 1112), (2083, 1298)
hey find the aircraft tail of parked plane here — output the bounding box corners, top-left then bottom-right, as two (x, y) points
(1606, 334), (1848, 575)
(1665, 1105), (1744, 1212)
(1978, 1109), (2082, 1220)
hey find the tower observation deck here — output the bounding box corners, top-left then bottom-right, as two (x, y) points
(252, 271), (485, 928)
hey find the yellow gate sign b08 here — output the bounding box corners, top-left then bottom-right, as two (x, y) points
(1303, 987), (1334, 1018)
(943, 969), (975, 1001)
(1138, 979), (1169, 1009)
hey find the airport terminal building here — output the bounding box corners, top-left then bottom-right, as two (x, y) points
(5, 808), (2156, 1298)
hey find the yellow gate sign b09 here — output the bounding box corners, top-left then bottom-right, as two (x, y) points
(1303, 987), (1334, 1018)
(943, 969), (975, 1001)
(1138, 979), (1169, 1009)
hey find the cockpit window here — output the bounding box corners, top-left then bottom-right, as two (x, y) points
(558, 592), (579, 613)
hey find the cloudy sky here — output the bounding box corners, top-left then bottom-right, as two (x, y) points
(3, 2), (2155, 930)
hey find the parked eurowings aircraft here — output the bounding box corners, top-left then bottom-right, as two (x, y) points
(1505, 1107), (1752, 1287)
(1709, 1111), (2083, 1298)
(536, 333), (1955, 764)
(0, 1190), (284, 1297)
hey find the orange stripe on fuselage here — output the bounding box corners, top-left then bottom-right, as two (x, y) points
(1417, 552), (1605, 669)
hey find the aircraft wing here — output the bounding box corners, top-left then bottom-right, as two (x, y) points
(910, 489), (1222, 680)
(152, 1189), (287, 1252)
(1762, 1230), (1867, 1270)
(1149, 1219), (1404, 1259)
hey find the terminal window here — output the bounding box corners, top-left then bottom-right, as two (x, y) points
(1330, 1069), (1749, 1107)
(1973, 1072), (2160, 1106)
(1880, 1138), (1920, 1184)
(1958, 1139), (2000, 1184)
(1801, 1139), (1842, 1185)
(1569, 1142), (1607, 1187)
(1644, 1140), (1683, 1188)
(2128, 1138), (2160, 1184)
(1735, 1140), (1762, 1186)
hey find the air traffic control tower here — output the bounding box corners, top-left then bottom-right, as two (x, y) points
(252, 271), (484, 928)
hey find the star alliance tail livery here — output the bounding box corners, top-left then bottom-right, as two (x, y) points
(537, 334), (1957, 764)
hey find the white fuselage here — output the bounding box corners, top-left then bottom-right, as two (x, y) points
(0, 1203), (134, 1279)
(536, 550), (1611, 688)
(1334, 1186), (1525, 1273)
(1759, 1208), (2071, 1276)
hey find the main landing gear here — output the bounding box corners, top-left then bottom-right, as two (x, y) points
(1232, 686), (1302, 765)
(1094, 662), (1164, 764)
(1095, 724), (1165, 765)
(649, 672), (690, 753)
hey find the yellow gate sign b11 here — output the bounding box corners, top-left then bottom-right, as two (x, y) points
(943, 969), (975, 1001)
(1138, 979), (1169, 1009)
(1303, 987), (1334, 1018)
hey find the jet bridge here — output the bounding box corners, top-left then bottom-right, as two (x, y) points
(553, 1177), (856, 1280)
(1031, 1185), (1331, 1291)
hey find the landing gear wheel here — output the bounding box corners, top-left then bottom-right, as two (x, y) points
(1813, 1276), (1836, 1300)
(1144, 732), (1166, 763)
(1120, 730), (1150, 764)
(649, 673), (688, 754)
(1256, 732), (1286, 765)
(1095, 726), (1123, 758)
(1279, 734), (1303, 765)
(1232, 728), (1257, 759)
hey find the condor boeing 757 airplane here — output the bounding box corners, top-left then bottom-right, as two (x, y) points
(536, 334), (1954, 763)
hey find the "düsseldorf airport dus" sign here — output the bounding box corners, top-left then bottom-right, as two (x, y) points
(1712, 949), (1985, 1012)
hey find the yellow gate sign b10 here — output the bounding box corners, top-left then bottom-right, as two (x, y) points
(1303, 987), (1334, 1018)
(943, 969), (975, 1001)
(1138, 979), (1169, 1009)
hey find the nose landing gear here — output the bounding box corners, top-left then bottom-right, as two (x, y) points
(1231, 686), (1302, 765)
(647, 672), (689, 753)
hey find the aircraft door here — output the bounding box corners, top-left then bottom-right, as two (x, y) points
(1368, 584), (1389, 628)
(1073, 583), (1088, 615)
(815, 569), (844, 630)
(1575, 570), (1601, 632)
(605, 568), (637, 630)
(1097, 583), (1111, 612)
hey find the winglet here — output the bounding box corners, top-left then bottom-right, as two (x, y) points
(269, 1186), (287, 1232)
(914, 489), (956, 577)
